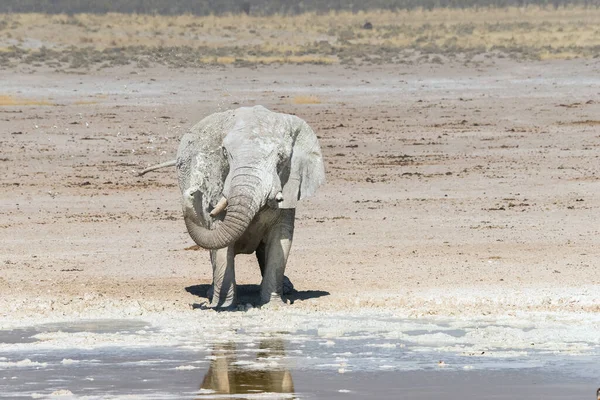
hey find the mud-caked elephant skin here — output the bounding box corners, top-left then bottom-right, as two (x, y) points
(143, 106), (325, 308)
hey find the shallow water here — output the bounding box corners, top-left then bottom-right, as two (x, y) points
(0, 316), (598, 399)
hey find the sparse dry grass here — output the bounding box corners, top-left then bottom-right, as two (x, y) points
(0, 7), (599, 68)
(292, 95), (322, 104)
(0, 95), (54, 106)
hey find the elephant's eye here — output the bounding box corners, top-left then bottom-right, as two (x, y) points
(222, 147), (228, 158)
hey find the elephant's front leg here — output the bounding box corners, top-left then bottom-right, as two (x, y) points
(260, 210), (295, 305)
(209, 246), (236, 309)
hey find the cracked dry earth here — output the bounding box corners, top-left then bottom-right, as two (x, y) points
(1, 59), (599, 322)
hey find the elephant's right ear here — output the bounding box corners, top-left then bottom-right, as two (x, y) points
(279, 120), (325, 209)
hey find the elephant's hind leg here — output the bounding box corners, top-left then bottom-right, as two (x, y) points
(209, 246), (236, 309)
(256, 241), (267, 277)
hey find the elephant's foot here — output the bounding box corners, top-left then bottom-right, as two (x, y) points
(259, 292), (288, 310)
(210, 278), (293, 299)
(207, 285), (237, 310)
(208, 297), (237, 310)
(282, 275), (296, 295)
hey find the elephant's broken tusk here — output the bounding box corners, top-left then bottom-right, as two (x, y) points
(210, 196), (228, 217)
(275, 192), (284, 203)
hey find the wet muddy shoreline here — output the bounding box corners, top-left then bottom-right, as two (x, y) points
(1, 313), (598, 399)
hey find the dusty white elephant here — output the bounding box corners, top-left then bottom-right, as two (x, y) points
(140, 106), (325, 309)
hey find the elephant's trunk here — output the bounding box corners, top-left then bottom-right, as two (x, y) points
(183, 170), (262, 250)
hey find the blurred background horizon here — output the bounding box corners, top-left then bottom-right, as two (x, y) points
(0, 0), (599, 71)
(2, 0), (600, 15)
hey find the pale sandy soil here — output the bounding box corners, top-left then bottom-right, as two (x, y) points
(1, 59), (599, 323)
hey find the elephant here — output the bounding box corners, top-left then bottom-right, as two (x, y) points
(140, 106), (325, 309)
(198, 339), (294, 396)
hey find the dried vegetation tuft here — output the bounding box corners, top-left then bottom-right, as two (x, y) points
(292, 95), (322, 105)
(0, 94), (54, 106)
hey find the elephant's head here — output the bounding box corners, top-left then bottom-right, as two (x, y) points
(178, 106), (325, 250)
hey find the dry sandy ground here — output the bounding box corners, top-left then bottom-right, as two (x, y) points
(1, 59), (599, 323)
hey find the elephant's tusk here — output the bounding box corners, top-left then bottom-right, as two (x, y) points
(210, 196), (228, 217)
(275, 192), (284, 203)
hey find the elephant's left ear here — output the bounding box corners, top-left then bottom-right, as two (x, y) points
(280, 119), (325, 209)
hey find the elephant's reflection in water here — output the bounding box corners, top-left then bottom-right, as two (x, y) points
(198, 339), (294, 397)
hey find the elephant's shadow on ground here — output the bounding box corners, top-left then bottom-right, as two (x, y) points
(185, 284), (329, 308)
